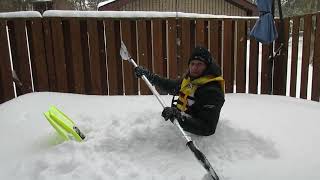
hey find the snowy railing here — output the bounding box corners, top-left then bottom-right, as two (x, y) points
(0, 10), (319, 103)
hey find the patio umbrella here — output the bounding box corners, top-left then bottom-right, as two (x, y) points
(250, 0), (278, 44)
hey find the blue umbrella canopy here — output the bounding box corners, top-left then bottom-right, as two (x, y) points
(250, 0), (278, 44)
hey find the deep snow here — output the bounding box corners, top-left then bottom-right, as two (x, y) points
(0, 92), (319, 180)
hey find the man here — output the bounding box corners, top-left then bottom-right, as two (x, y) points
(135, 46), (225, 136)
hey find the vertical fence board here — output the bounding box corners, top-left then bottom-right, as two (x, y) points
(204, 21), (209, 48)
(105, 20), (123, 95)
(43, 18), (56, 91)
(195, 19), (206, 47)
(167, 19), (178, 79)
(146, 21), (153, 92)
(28, 18), (49, 92)
(300, 15), (312, 99)
(154, 19), (168, 95)
(87, 20), (108, 95)
(283, 19), (290, 95)
(190, 20), (196, 53)
(261, 44), (270, 94)
(137, 20), (152, 95)
(121, 20), (138, 95)
(179, 19), (191, 76)
(176, 20), (183, 77)
(51, 18), (68, 92)
(153, 19), (166, 77)
(311, 13), (320, 101)
(10, 19), (33, 95)
(223, 19), (234, 93)
(87, 19), (103, 95)
(61, 20), (75, 93)
(97, 20), (108, 95)
(249, 20), (258, 94)
(209, 20), (222, 66)
(290, 16), (300, 97)
(162, 21), (168, 80)
(0, 20), (15, 103)
(69, 18), (85, 94)
(274, 19), (289, 95)
(79, 20), (91, 94)
(236, 20), (247, 93)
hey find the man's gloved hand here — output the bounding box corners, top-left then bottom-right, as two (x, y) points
(161, 107), (183, 123)
(134, 66), (151, 78)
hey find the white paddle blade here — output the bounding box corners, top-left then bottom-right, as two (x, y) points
(120, 41), (131, 60)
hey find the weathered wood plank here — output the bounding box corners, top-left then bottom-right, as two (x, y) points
(179, 19), (191, 77)
(223, 19), (234, 93)
(28, 18), (49, 92)
(273, 19), (289, 95)
(105, 20), (123, 95)
(121, 20), (138, 95)
(209, 20), (222, 66)
(311, 13), (320, 101)
(10, 19), (33, 95)
(69, 18), (85, 94)
(167, 19), (178, 79)
(195, 19), (206, 47)
(42, 18), (57, 91)
(300, 15), (312, 99)
(236, 20), (247, 93)
(51, 18), (68, 92)
(137, 20), (152, 95)
(290, 17), (300, 97)
(0, 20), (15, 103)
(261, 44), (270, 94)
(249, 20), (258, 94)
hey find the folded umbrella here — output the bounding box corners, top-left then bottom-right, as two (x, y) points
(250, 0), (278, 44)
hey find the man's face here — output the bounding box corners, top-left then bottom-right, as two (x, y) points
(189, 60), (207, 78)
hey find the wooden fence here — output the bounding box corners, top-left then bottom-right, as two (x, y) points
(0, 11), (319, 104)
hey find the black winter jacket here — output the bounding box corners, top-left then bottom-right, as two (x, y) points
(150, 64), (225, 136)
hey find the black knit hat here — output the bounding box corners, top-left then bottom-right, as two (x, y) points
(188, 46), (213, 65)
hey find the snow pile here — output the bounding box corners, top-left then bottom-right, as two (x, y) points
(0, 92), (319, 180)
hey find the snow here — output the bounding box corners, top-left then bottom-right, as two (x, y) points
(0, 11), (42, 18)
(0, 92), (319, 180)
(98, 0), (117, 8)
(42, 10), (259, 19)
(32, 0), (53, 2)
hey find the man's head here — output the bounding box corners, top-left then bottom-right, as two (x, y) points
(188, 46), (213, 78)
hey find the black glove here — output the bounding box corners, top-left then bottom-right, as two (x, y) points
(161, 107), (183, 123)
(134, 66), (151, 78)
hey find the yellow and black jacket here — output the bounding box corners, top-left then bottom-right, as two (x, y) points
(149, 63), (225, 136)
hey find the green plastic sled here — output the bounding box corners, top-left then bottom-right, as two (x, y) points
(44, 106), (85, 142)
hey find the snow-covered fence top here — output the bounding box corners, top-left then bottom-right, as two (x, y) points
(0, 11), (42, 19)
(42, 10), (259, 20)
